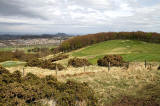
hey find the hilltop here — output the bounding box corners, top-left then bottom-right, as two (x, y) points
(71, 40), (160, 64)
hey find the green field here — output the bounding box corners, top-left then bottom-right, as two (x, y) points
(0, 45), (56, 53)
(0, 61), (26, 67)
(72, 40), (160, 64)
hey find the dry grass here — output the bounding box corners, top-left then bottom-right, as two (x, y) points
(62, 62), (160, 105)
(6, 62), (159, 78)
(6, 65), (106, 77)
(6, 62), (160, 105)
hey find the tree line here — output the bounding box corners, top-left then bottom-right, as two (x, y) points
(57, 31), (160, 52)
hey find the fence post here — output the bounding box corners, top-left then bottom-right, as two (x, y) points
(56, 65), (58, 78)
(108, 62), (110, 71)
(149, 64), (152, 70)
(145, 60), (147, 68)
(23, 67), (25, 77)
(127, 62), (130, 69)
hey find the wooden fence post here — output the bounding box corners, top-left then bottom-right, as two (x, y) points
(23, 67), (25, 77)
(127, 62), (130, 69)
(149, 64), (152, 70)
(108, 62), (110, 71)
(145, 60), (147, 68)
(56, 65), (58, 78)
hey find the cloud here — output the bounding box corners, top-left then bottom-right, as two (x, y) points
(0, 0), (48, 20)
(0, 0), (160, 33)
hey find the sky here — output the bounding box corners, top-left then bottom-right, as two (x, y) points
(0, 0), (160, 34)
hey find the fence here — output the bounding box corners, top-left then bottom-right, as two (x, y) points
(20, 60), (160, 78)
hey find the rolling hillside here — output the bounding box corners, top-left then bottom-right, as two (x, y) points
(72, 40), (160, 64)
(2, 39), (160, 105)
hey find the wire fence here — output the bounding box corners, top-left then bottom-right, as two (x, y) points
(19, 60), (160, 78)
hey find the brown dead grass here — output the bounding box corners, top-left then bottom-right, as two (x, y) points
(6, 62), (160, 105)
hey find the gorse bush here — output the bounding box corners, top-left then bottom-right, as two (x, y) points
(58, 31), (160, 52)
(26, 59), (65, 70)
(97, 55), (124, 67)
(48, 54), (69, 62)
(0, 49), (53, 63)
(27, 47), (50, 53)
(12, 50), (40, 62)
(0, 66), (98, 106)
(68, 58), (91, 67)
(0, 51), (14, 62)
(0, 50), (39, 62)
(0, 65), (10, 74)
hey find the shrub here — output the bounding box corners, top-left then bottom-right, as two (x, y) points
(27, 47), (50, 53)
(12, 50), (24, 59)
(48, 54), (69, 62)
(97, 55), (124, 67)
(26, 59), (65, 70)
(0, 65), (10, 74)
(0, 50), (39, 62)
(0, 51), (13, 62)
(11, 70), (22, 83)
(24, 72), (40, 81)
(56, 80), (98, 106)
(55, 63), (65, 70)
(51, 48), (60, 54)
(41, 60), (65, 70)
(0, 65), (98, 106)
(26, 59), (42, 67)
(68, 58), (91, 67)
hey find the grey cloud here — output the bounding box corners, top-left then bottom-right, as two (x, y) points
(0, 0), (47, 20)
(0, 22), (29, 26)
(0, 0), (160, 33)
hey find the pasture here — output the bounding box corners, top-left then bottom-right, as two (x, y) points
(0, 44), (56, 53)
(72, 40), (160, 64)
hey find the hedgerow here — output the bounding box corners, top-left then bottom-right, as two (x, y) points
(0, 65), (98, 106)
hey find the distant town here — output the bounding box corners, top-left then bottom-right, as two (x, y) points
(0, 33), (72, 47)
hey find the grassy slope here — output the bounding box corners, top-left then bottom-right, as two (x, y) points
(2, 40), (160, 105)
(64, 66), (160, 105)
(72, 40), (160, 64)
(0, 61), (26, 67)
(7, 62), (160, 105)
(0, 45), (56, 53)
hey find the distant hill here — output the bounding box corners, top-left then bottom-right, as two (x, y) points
(0, 33), (71, 40)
